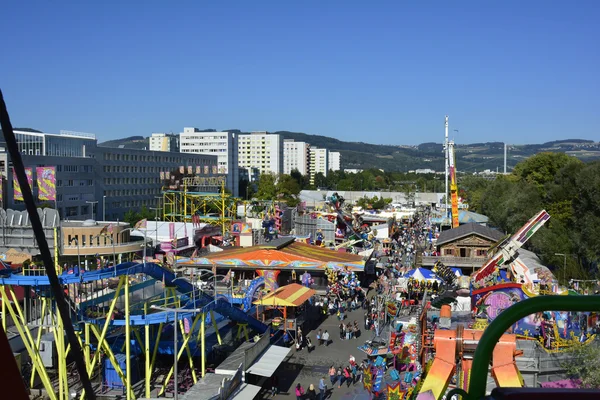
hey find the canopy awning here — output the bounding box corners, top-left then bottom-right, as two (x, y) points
(253, 283), (316, 307)
(245, 345), (291, 377)
(230, 383), (262, 399)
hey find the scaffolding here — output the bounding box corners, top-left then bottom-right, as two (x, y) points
(162, 181), (237, 235)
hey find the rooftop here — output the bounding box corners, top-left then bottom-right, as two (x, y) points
(436, 223), (505, 247)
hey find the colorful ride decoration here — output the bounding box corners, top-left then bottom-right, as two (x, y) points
(242, 273), (280, 312)
(472, 210), (550, 288)
(300, 272), (314, 287)
(472, 283), (596, 350)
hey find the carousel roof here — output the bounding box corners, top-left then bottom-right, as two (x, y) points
(176, 237), (365, 271)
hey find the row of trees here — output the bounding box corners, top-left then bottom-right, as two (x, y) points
(460, 152), (600, 281)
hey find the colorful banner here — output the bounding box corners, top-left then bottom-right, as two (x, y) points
(196, 166), (201, 175)
(187, 166), (192, 174)
(179, 166), (184, 174)
(36, 167), (56, 201)
(160, 171), (165, 180)
(204, 165), (209, 175)
(13, 168), (33, 201)
(212, 165), (217, 174)
(169, 222), (175, 240)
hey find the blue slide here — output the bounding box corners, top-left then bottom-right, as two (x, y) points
(0, 262), (267, 333)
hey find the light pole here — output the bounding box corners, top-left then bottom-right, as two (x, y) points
(86, 200), (98, 220)
(69, 237), (81, 268)
(150, 305), (201, 400)
(102, 195), (107, 221)
(151, 198), (161, 247)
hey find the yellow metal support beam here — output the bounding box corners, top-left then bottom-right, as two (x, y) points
(80, 276), (125, 400)
(179, 320), (198, 384)
(84, 323), (91, 367)
(145, 322), (151, 398)
(210, 311), (222, 345)
(125, 277), (132, 400)
(0, 286), (57, 400)
(30, 297), (48, 387)
(158, 313), (202, 396)
(89, 324), (136, 400)
(150, 322), (164, 372)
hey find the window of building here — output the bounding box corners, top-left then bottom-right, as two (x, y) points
(444, 249), (453, 256)
(66, 206), (78, 217)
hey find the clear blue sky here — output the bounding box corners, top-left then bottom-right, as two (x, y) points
(1, 1), (598, 145)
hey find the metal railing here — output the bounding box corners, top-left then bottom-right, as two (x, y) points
(449, 295), (600, 400)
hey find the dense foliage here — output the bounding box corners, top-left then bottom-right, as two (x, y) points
(463, 153), (600, 281)
(563, 340), (600, 388)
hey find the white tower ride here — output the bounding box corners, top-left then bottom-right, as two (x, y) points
(444, 116), (449, 220)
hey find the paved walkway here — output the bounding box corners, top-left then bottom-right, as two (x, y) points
(257, 306), (387, 399)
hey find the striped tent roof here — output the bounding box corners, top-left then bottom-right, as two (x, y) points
(253, 283), (316, 307)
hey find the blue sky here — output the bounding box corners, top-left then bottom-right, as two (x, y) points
(1, 1), (598, 145)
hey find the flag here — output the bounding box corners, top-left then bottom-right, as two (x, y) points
(13, 167), (33, 201)
(36, 166), (56, 201)
(99, 223), (113, 237)
(134, 219), (147, 229)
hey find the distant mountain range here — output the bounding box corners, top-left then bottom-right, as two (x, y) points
(98, 131), (600, 173)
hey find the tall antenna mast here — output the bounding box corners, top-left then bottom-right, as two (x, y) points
(444, 115), (449, 221)
(504, 143), (508, 174)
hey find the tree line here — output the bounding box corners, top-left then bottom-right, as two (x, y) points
(460, 152), (600, 282)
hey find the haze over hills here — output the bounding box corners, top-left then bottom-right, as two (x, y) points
(97, 130), (600, 174)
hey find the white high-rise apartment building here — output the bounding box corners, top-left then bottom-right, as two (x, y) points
(283, 139), (310, 175)
(328, 151), (341, 172)
(309, 147), (329, 184)
(149, 133), (171, 151)
(180, 128), (239, 197)
(238, 132), (283, 176)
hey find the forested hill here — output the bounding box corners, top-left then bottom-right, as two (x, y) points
(90, 130), (600, 173)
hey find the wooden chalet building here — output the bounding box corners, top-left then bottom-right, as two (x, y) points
(421, 223), (505, 273)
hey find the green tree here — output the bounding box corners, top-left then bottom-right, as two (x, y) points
(512, 152), (578, 196)
(313, 172), (328, 188)
(563, 340), (600, 389)
(276, 174), (302, 206)
(290, 168), (309, 189)
(256, 173), (277, 200)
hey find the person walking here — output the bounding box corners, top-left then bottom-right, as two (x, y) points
(295, 383), (305, 400)
(319, 377), (327, 400)
(306, 383), (317, 400)
(271, 375), (279, 396)
(323, 330), (330, 346)
(329, 365), (337, 387)
(317, 329), (323, 346)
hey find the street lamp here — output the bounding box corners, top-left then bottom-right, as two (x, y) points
(69, 237), (81, 269)
(86, 200), (98, 220)
(102, 195), (107, 221)
(150, 305), (201, 400)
